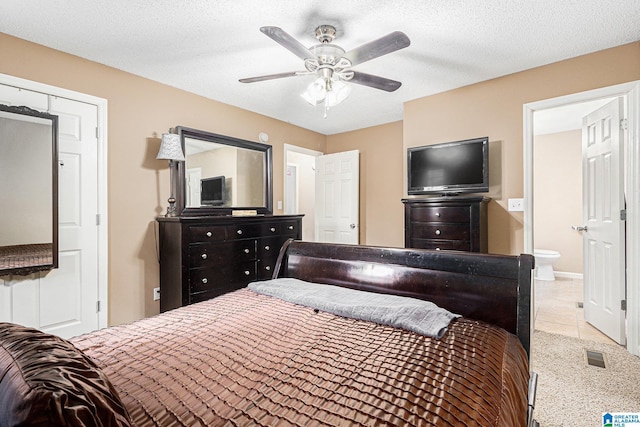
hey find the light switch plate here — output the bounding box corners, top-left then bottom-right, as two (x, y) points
(508, 198), (525, 212)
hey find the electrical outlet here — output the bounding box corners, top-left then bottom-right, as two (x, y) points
(153, 287), (160, 301)
(508, 198), (525, 212)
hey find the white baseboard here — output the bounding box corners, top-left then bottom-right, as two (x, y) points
(555, 271), (584, 280)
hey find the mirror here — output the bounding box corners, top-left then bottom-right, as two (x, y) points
(175, 126), (273, 216)
(0, 104), (58, 276)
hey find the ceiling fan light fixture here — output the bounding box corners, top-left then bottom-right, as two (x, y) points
(301, 77), (327, 105)
(301, 76), (351, 109)
(324, 80), (351, 108)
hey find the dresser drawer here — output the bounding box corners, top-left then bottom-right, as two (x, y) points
(189, 240), (255, 268)
(189, 261), (256, 294)
(228, 223), (264, 239)
(280, 220), (300, 236)
(189, 225), (227, 242)
(410, 206), (470, 223)
(189, 283), (246, 304)
(257, 259), (277, 279)
(411, 223), (470, 240)
(261, 221), (300, 237)
(257, 237), (283, 260)
(410, 239), (472, 251)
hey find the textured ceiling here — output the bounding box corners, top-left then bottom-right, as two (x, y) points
(0, 0), (639, 135)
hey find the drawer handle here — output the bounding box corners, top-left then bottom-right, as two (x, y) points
(264, 245), (270, 251)
(435, 248), (441, 251)
(244, 248), (250, 254)
(288, 225), (294, 230)
(201, 278), (208, 284)
(435, 212), (441, 217)
(270, 227), (276, 232)
(435, 230), (441, 236)
(201, 253), (208, 260)
(206, 231), (212, 237)
(265, 266), (271, 271)
(244, 270), (251, 276)
(237, 229), (243, 235)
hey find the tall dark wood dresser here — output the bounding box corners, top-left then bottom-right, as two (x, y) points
(402, 197), (489, 253)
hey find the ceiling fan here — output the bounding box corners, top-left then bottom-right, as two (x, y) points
(239, 25), (410, 112)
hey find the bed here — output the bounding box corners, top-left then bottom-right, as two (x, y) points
(0, 240), (535, 427)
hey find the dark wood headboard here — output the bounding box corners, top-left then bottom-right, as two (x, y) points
(273, 240), (534, 356)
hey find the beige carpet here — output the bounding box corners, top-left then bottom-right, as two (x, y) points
(530, 330), (640, 427)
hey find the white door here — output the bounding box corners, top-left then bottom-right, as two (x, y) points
(0, 86), (101, 339)
(581, 98), (626, 344)
(314, 150), (359, 244)
(187, 168), (202, 207)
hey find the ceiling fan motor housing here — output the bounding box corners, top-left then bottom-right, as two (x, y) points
(309, 44), (346, 66)
(315, 25), (336, 43)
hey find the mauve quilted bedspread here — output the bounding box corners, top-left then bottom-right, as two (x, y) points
(71, 289), (529, 427)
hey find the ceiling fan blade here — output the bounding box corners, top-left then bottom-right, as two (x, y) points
(349, 72), (402, 92)
(239, 71), (301, 83)
(341, 31), (410, 67)
(260, 26), (315, 61)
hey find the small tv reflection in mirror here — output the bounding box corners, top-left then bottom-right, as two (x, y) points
(201, 175), (226, 206)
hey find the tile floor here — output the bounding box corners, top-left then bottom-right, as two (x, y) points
(533, 276), (617, 345)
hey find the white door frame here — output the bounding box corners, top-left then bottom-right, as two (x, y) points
(283, 143), (323, 240)
(0, 72), (109, 330)
(523, 80), (640, 356)
(284, 163), (299, 215)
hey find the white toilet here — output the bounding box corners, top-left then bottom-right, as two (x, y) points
(534, 249), (561, 281)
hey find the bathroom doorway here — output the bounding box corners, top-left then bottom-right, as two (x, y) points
(532, 98), (614, 281)
(523, 81), (640, 356)
(283, 144), (322, 242)
(531, 97), (617, 344)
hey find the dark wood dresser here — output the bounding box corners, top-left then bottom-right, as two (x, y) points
(157, 215), (303, 312)
(402, 197), (489, 253)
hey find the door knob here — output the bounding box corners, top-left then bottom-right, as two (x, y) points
(350, 224), (356, 229)
(571, 225), (588, 232)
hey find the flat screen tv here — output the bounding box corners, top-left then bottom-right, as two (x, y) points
(407, 137), (489, 196)
(201, 175), (226, 206)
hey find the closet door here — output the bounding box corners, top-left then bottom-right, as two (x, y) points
(0, 85), (101, 339)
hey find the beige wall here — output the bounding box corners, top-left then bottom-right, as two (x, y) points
(404, 42), (640, 255)
(326, 121), (404, 247)
(0, 33), (326, 325)
(534, 130), (583, 273)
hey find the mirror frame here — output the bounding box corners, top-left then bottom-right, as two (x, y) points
(0, 104), (59, 276)
(175, 126), (273, 216)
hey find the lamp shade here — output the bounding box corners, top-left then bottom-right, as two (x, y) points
(157, 133), (185, 161)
